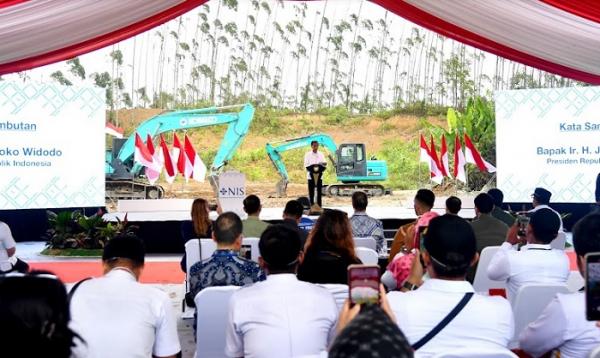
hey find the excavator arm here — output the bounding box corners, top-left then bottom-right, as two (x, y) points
(265, 133), (338, 197)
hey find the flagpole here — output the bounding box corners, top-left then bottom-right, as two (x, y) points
(418, 131), (422, 189)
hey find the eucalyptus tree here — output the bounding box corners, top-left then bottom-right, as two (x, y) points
(50, 71), (72, 86)
(345, 1), (365, 109)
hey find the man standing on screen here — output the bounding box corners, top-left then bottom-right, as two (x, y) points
(304, 141), (326, 208)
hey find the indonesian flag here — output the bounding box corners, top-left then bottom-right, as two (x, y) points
(419, 134), (430, 164)
(184, 134), (207, 182)
(160, 134), (176, 184)
(145, 134), (161, 185)
(453, 134), (467, 183)
(440, 135), (450, 177)
(105, 122), (124, 138)
(429, 135), (444, 184)
(464, 134), (496, 173)
(172, 133), (186, 176)
(134, 133), (159, 172)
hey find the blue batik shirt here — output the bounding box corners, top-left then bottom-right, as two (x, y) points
(350, 212), (386, 255)
(188, 249), (266, 300)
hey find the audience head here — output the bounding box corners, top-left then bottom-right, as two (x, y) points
(297, 196), (311, 212)
(102, 235), (145, 278)
(259, 224), (303, 274)
(352, 191), (369, 212)
(487, 188), (504, 208)
(423, 215), (477, 279)
(191, 198), (211, 236)
(572, 213), (600, 275)
(306, 209), (357, 261)
(283, 200), (304, 223)
(329, 305), (412, 358)
(311, 140), (319, 152)
(532, 187), (552, 206)
(445, 196), (462, 215)
(474, 193), (494, 215)
(414, 189), (435, 215)
(0, 273), (79, 358)
(213, 212), (243, 247)
(243, 195), (261, 216)
(527, 208), (560, 244)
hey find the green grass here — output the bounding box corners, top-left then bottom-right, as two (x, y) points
(41, 248), (103, 257)
(377, 138), (429, 189)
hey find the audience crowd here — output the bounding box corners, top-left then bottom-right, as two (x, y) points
(4, 186), (600, 358)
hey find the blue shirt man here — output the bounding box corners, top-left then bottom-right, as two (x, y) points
(349, 191), (386, 254)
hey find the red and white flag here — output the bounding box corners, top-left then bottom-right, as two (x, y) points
(429, 135), (444, 184)
(105, 122), (124, 138)
(464, 134), (496, 173)
(419, 134), (430, 164)
(172, 133), (186, 176)
(134, 133), (159, 172)
(159, 134), (176, 184)
(440, 135), (450, 177)
(184, 134), (207, 182)
(453, 134), (467, 183)
(144, 134), (161, 185)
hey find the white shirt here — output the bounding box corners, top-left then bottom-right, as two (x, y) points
(0, 222), (16, 271)
(528, 204), (564, 231)
(388, 279), (514, 357)
(303, 150), (326, 179)
(487, 242), (570, 303)
(519, 291), (600, 358)
(70, 268), (181, 358)
(225, 273), (338, 358)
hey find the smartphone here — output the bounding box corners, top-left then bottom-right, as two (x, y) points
(517, 215), (530, 237)
(348, 264), (380, 305)
(239, 245), (252, 260)
(586, 253), (600, 320)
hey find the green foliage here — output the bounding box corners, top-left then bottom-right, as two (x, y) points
(50, 71), (72, 86)
(316, 106), (350, 125)
(67, 57), (86, 79)
(378, 138), (429, 189)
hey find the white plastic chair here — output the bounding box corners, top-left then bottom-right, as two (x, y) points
(242, 237), (260, 262)
(473, 246), (506, 293)
(318, 283), (348, 311)
(511, 283), (569, 347)
(355, 247), (378, 265)
(432, 348), (517, 357)
(185, 238), (216, 275)
(589, 345), (600, 358)
(551, 232), (566, 250)
(194, 286), (240, 358)
(567, 271), (584, 292)
(353, 237), (377, 251)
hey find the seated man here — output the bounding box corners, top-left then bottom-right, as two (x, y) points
(0, 221), (29, 273)
(445, 196), (462, 215)
(189, 212), (265, 302)
(225, 225), (338, 358)
(296, 196), (315, 232)
(282, 200), (309, 247)
(528, 187), (563, 231)
(470, 193), (508, 253)
(387, 215), (514, 355)
(70, 235), (181, 358)
(519, 213), (600, 357)
(487, 208), (569, 303)
(349, 191), (386, 255)
(242, 194), (270, 238)
(487, 188), (515, 227)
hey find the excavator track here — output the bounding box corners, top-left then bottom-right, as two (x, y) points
(324, 184), (386, 197)
(105, 180), (165, 200)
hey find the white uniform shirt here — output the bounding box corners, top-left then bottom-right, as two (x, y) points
(0, 222), (16, 271)
(487, 242), (570, 303)
(388, 279), (514, 357)
(70, 268), (181, 358)
(303, 150), (326, 180)
(528, 204), (564, 231)
(519, 291), (600, 358)
(225, 273), (338, 358)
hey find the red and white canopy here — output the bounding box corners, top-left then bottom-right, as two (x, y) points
(1, 0), (600, 84)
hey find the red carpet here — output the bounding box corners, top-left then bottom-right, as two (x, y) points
(29, 261), (184, 283)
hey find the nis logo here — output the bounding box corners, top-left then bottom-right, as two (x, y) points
(219, 187), (245, 197)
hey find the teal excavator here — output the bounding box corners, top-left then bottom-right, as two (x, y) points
(266, 133), (389, 197)
(105, 103), (255, 199)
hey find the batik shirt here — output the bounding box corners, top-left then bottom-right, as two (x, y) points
(188, 249), (266, 300)
(350, 212), (386, 255)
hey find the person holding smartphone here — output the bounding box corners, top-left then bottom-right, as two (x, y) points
(519, 213), (600, 357)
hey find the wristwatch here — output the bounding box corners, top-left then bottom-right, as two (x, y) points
(402, 280), (419, 291)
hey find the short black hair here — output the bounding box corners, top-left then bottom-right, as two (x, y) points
(103, 235), (145, 267)
(296, 197), (311, 210)
(352, 191), (368, 211)
(243, 195), (261, 215)
(529, 208), (560, 244)
(415, 189), (435, 209)
(214, 212), (243, 245)
(423, 215), (476, 278)
(259, 224), (302, 272)
(310, 140), (318, 146)
(474, 193), (494, 214)
(487, 188), (504, 207)
(573, 213), (600, 258)
(445, 196), (462, 214)
(283, 200), (303, 219)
